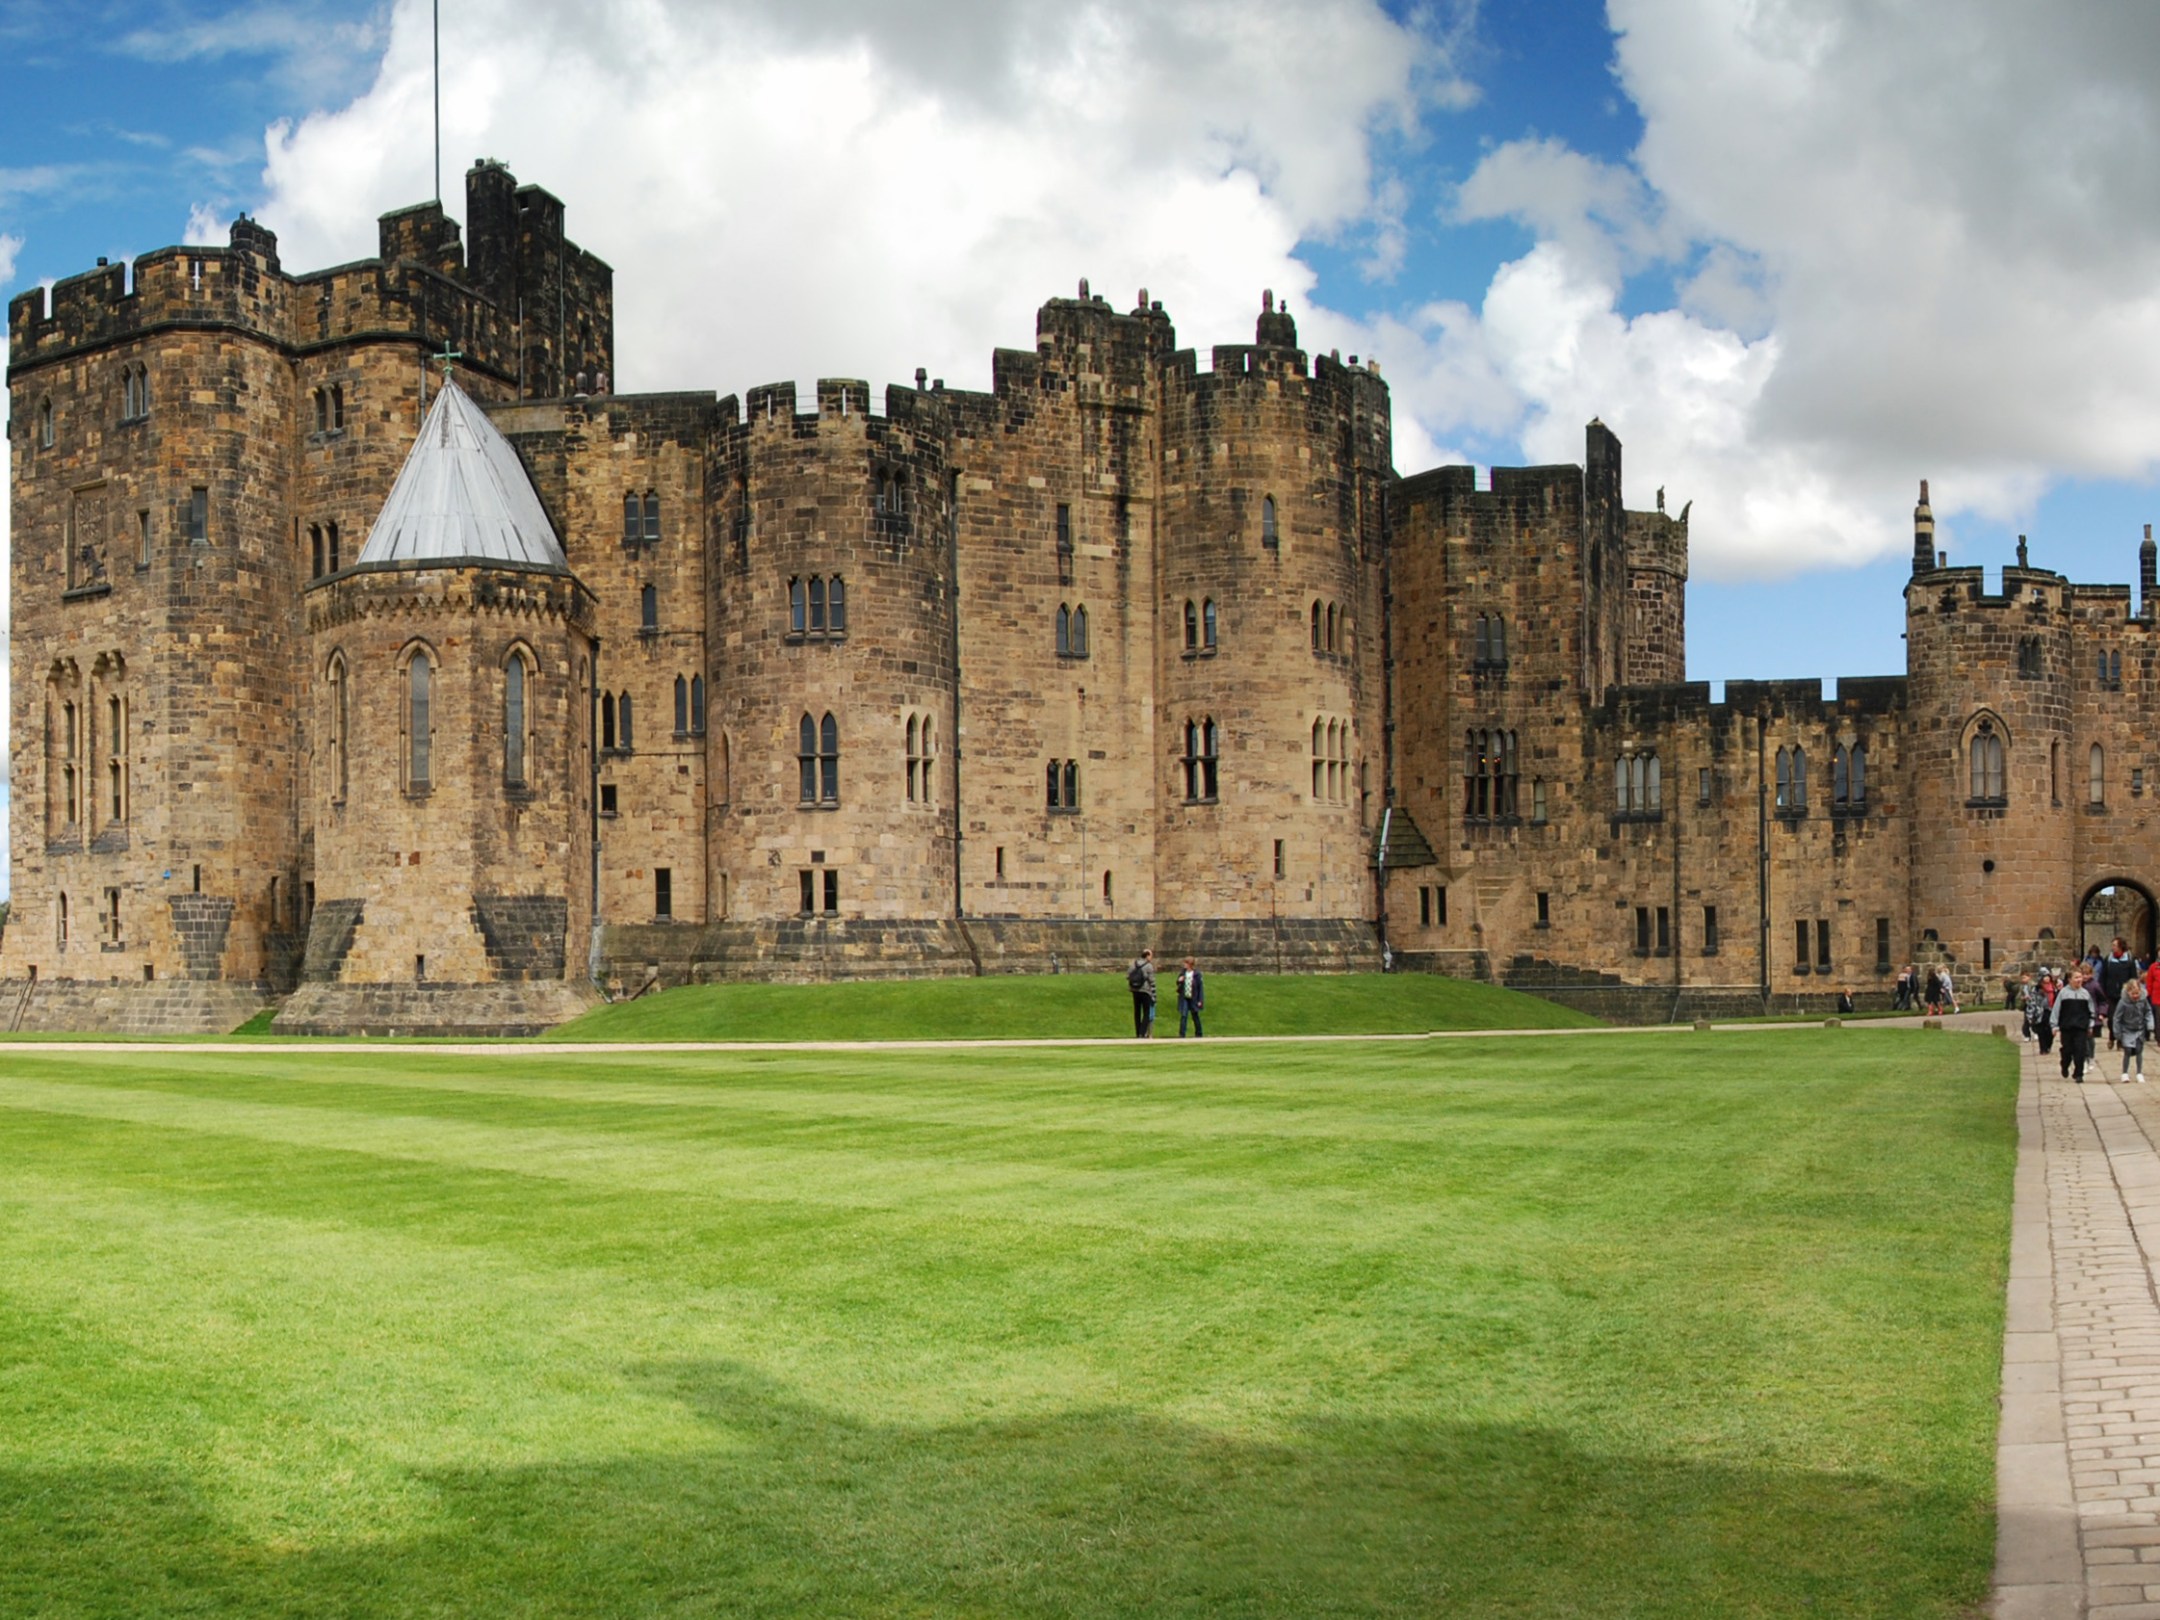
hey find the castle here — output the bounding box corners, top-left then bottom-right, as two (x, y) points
(4, 162), (2154, 1032)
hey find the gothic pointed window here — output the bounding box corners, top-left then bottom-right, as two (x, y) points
(674, 675), (689, 736)
(1775, 747), (1792, 811)
(641, 584), (658, 633)
(828, 576), (846, 634)
(403, 649), (433, 793)
(326, 652), (348, 804)
(1057, 604), (1071, 658)
(1184, 600), (1199, 652)
(690, 675), (706, 736)
(1203, 599), (1218, 650)
(789, 577), (806, 635)
(1312, 601), (1323, 651)
(1967, 719), (2006, 803)
(504, 651), (530, 788)
(906, 715), (922, 803)
(624, 494), (641, 545)
(619, 693), (634, 750)
(2090, 742), (2106, 806)
(1262, 495), (1278, 548)
(1072, 605), (1088, 657)
(1789, 748), (1807, 810)
(799, 713), (818, 801)
(643, 492), (660, 543)
(809, 576), (827, 633)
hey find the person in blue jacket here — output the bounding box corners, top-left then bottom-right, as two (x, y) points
(1176, 956), (1206, 1039)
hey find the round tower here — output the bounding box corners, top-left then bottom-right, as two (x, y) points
(277, 379), (598, 1034)
(1152, 297), (1381, 928)
(1902, 480), (2076, 980)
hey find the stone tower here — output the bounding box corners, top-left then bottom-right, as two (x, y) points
(274, 379), (599, 1034)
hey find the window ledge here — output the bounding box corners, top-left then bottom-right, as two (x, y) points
(100, 941), (127, 953)
(1180, 647), (1219, 660)
(798, 800), (841, 811)
(404, 786), (433, 801)
(1613, 810), (1665, 824)
(1048, 805), (1081, 816)
(1966, 796), (2009, 811)
(1830, 803), (1869, 819)
(1774, 807), (1810, 821)
(1182, 795), (1220, 807)
(1056, 651), (1090, 662)
(63, 582), (113, 602)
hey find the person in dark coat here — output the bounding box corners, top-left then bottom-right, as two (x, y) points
(1175, 957), (1206, 1038)
(1127, 948), (1158, 1038)
(2056, 969), (2098, 1082)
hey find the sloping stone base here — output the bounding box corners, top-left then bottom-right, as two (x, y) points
(4, 978), (275, 1035)
(597, 917), (1383, 989)
(272, 979), (601, 1037)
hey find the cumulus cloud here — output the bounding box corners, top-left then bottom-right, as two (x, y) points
(1430, 0), (2160, 578)
(182, 202), (225, 244)
(256, 0), (1455, 411)
(0, 232), (19, 287)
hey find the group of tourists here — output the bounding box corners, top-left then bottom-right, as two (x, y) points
(1126, 949), (1206, 1039)
(2014, 938), (2158, 1083)
(1891, 964), (1960, 1015)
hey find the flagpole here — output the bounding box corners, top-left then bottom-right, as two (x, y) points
(433, 0), (442, 204)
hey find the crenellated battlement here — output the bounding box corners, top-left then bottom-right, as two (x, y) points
(8, 162), (609, 397)
(1597, 673), (1908, 732)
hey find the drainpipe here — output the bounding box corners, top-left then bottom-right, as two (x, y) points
(588, 632), (605, 989)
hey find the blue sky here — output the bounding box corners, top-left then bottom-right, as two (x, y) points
(5, 0), (2160, 815)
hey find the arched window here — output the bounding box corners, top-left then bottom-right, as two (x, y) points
(601, 690), (617, 751)
(2090, 742), (2106, 806)
(809, 576), (827, 633)
(828, 576), (847, 634)
(690, 675), (706, 736)
(326, 652), (348, 804)
(1071, 605), (1088, 657)
(39, 398), (54, 447)
(799, 713), (817, 801)
(1790, 748), (1807, 809)
(504, 651), (530, 788)
(1775, 747), (1792, 811)
(790, 578), (806, 634)
(1184, 600), (1199, 651)
(57, 893), (68, 948)
(640, 584), (658, 632)
(1967, 720), (2006, 802)
(1182, 718), (1219, 801)
(1203, 598), (1218, 650)
(330, 384), (343, 429)
(674, 674), (689, 736)
(1262, 495), (1278, 548)
(403, 649), (433, 792)
(1313, 719), (1326, 799)
(1644, 751), (1659, 813)
(327, 521), (340, 573)
(2051, 738), (2063, 805)
(819, 712), (839, 802)
(314, 388), (329, 434)
(1491, 620), (1506, 664)
(920, 717), (935, 804)
(1057, 604), (1071, 658)
(618, 692), (634, 750)
(1474, 616), (1491, 667)
(1325, 604), (1337, 653)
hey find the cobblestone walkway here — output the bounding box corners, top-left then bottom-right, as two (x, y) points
(1998, 1032), (2160, 1618)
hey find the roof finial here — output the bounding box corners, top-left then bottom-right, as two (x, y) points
(435, 343), (463, 387)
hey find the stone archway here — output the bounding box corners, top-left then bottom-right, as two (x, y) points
(2081, 879), (2157, 960)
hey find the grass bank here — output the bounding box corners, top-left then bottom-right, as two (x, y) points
(551, 969), (1598, 1042)
(0, 1029), (2013, 1616)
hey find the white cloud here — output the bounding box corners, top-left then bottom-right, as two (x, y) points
(182, 203), (225, 245)
(0, 232), (19, 287)
(255, 0), (1447, 409)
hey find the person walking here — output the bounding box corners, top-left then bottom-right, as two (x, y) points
(2023, 972), (2053, 1050)
(1923, 966), (1945, 1017)
(1893, 965), (1914, 1012)
(2013, 971), (2035, 1039)
(2056, 968), (2098, 1082)
(1176, 956), (1206, 1038)
(2101, 937), (2138, 1049)
(2116, 979), (2155, 1082)
(1126, 948), (1158, 1038)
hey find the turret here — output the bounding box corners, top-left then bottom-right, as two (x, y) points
(1255, 288), (1297, 350)
(1911, 479), (1936, 575)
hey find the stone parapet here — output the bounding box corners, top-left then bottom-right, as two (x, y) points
(4, 977), (272, 1034)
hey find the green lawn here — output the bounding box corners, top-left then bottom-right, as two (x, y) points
(552, 969), (1599, 1042)
(0, 1030), (2014, 1617)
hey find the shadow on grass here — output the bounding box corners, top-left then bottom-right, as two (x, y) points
(0, 1363), (1987, 1619)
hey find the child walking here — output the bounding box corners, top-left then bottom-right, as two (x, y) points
(2117, 979), (2155, 1082)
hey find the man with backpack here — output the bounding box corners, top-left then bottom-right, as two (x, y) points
(1127, 948), (1158, 1038)
(2055, 967), (2098, 1083)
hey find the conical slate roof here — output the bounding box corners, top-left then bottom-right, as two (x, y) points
(356, 380), (568, 571)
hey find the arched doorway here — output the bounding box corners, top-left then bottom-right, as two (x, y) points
(2081, 879), (2157, 960)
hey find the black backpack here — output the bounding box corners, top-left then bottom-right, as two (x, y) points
(1127, 960), (1150, 991)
